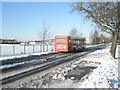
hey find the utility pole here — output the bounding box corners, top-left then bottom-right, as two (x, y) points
(80, 22), (83, 38)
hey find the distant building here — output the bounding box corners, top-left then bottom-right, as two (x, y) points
(27, 39), (54, 45)
(0, 39), (20, 44)
(28, 41), (42, 45)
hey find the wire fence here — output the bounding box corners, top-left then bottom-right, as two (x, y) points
(0, 44), (54, 57)
(0, 43), (109, 57)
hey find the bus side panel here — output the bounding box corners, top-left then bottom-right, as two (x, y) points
(68, 38), (75, 51)
(68, 37), (86, 51)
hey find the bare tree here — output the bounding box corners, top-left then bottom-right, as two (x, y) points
(90, 30), (100, 44)
(69, 28), (78, 36)
(90, 30), (94, 43)
(94, 30), (100, 44)
(69, 28), (83, 38)
(70, 2), (120, 58)
(38, 20), (52, 43)
(38, 20), (52, 51)
(99, 34), (111, 43)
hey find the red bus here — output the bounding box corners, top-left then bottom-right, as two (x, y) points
(54, 35), (86, 52)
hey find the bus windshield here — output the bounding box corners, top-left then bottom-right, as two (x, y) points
(56, 38), (67, 43)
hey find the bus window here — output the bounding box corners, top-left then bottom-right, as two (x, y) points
(56, 38), (67, 43)
(77, 40), (79, 45)
(78, 40), (80, 44)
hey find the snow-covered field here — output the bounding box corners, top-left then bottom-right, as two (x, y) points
(0, 44), (54, 57)
(3, 44), (119, 88)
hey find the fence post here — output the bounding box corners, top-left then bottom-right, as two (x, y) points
(13, 45), (15, 55)
(47, 44), (49, 51)
(39, 44), (41, 52)
(47, 44), (48, 51)
(52, 44), (54, 51)
(33, 45), (34, 53)
(0, 46), (1, 56)
(43, 44), (45, 52)
(24, 44), (26, 54)
(50, 45), (52, 51)
(41, 44), (42, 52)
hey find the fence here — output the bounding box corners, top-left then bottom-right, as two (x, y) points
(0, 44), (54, 57)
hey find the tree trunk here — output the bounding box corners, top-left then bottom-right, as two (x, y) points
(110, 34), (114, 53)
(110, 33), (118, 58)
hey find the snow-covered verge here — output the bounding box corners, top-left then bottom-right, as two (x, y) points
(0, 51), (55, 61)
(86, 43), (107, 48)
(79, 49), (118, 88)
(0, 44), (54, 57)
(80, 45), (119, 88)
(44, 45), (118, 88)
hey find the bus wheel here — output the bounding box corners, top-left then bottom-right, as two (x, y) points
(74, 47), (76, 52)
(83, 47), (84, 50)
(81, 47), (84, 51)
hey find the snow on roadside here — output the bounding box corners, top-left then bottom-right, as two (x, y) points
(0, 51), (54, 61)
(80, 51), (118, 88)
(80, 45), (118, 88)
(86, 43), (106, 48)
(0, 58), (46, 70)
(47, 45), (118, 88)
(79, 45), (119, 88)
